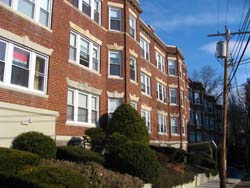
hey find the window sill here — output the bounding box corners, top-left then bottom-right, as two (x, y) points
(171, 133), (180, 136)
(130, 80), (138, 85)
(0, 82), (48, 99)
(141, 92), (152, 98)
(0, 2), (52, 32)
(158, 132), (167, 136)
(169, 75), (178, 78)
(140, 56), (150, 63)
(108, 29), (123, 33)
(66, 121), (96, 128)
(108, 76), (123, 80)
(157, 99), (167, 104)
(69, 60), (101, 76)
(170, 103), (178, 106)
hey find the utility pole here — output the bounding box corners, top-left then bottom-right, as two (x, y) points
(208, 28), (250, 188)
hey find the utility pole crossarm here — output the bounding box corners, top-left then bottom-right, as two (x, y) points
(208, 31), (250, 37)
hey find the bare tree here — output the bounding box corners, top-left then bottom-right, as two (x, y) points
(192, 65), (222, 98)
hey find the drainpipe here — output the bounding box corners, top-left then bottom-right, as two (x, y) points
(123, 0), (128, 103)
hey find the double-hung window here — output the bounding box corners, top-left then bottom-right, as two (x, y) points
(179, 64), (183, 79)
(195, 111), (202, 128)
(69, 31), (100, 73)
(156, 52), (165, 72)
(109, 51), (121, 77)
(108, 98), (122, 118)
(170, 88), (177, 105)
(141, 110), (151, 132)
(141, 72), (151, 96)
(140, 37), (150, 61)
(158, 114), (167, 134)
(130, 56), (137, 82)
(0, 39), (48, 93)
(67, 88), (99, 125)
(156, 82), (166, 102)
(129, 15), (136, 39)
(1, 0), (52, 27)
(194, 91), (201, 104)
(171, 117), (179, 135)
(74, 0), (101, 24)
(0, 41), (6, 81)
(180, 91), (184, 106)
(182, 118), (186, 135)
(168, 60), (176, 76)
(109, 7), (121, 31)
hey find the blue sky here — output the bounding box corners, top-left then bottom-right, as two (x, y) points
(140, 0), (250, 86)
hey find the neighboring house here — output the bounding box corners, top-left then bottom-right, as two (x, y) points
(188, 80), (222, 145)
(0, 0), (189, 149)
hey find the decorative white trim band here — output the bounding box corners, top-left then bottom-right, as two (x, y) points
(140, 67), (151, 76)
(129, 8), (137, 18)
(106, 91), (124, 98)
(129, 93), (139, 102)
(67, 78), (102, 95)
(107, 43), (124, 50)
(156, 77), (167, 86)
(70, 21), (103, 45)
(154, 46), (165, 57)
(129, 49), (138, 58)
(141, 104), (152, 111)
(0, 28), (53, 55)
(140, 32), (151, 44)
(108, 1), (124, 8)
(158, 110), (168, 116)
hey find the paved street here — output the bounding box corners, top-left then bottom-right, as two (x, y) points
(235, 174), (250, 188)
(193, 178), (242, 188)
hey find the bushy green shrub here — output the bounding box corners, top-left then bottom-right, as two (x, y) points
(40, 159), (144, 188)
(57, 146), (104, 165)
(0, 147), (40, 175)
(12, 132), (56, 159)
(109, 104), (149, 145)
(85, 127), (106, 152)
(16, 166), (87, 188)
(187, 152), (217, 169)
(106, 133), (160, 184)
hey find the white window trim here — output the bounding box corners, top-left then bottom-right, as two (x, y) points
(1, 0), (53, 28)
(156, 51), (165, 72)
(0, 38), (48, 95)
(141, 72), (151, 96)
(168, 60), (177, 76)
(169, 88), (177, 105)
(77, 0), (102, 25)
(170, 117), (179, 135)
(141, 109), (151, 133)
(109, 6), (121, 32)
(130, 56), (137, 83)
(67, 88), (99, 127)
(157, 82), (166, 103)
(129, 14), (136, 39)
(108, 50), (121, 78)
(140, 37), (150, 61)
(70, 30), (100, 73)
(158, 114), (167, 135)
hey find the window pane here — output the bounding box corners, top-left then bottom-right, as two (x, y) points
(18, 0), (35, 18)
(0, 0), (11, 6)
(39, 9), (49, 26)
(40, 0), (50, 11)
(91, 110), (97, 124)
(67, 90), (74, 105)
(78, 93), (87, 108)
(67, 106), (74, 120)
(0, 41), (6, 61)
(111, 20), (121, 30)
(109, 98), (121, 113)
(94, 0), (100, 23)
(0, 62), (4, 81)
(110, 64), (120, 76)
(92, 96), (97, 110)
(69, 33), (76, 61)
(110, 52), (120, 64)
(110, 9), (120, 18)
(11, 66), (29, 87)
(34, 57), (45, 91)
(92, 47), (99, 71)
(82, 0), (91, 16)
(11, 47), (30, 87)
(80, 39), (89, 67)
(78, 108), (88, 122)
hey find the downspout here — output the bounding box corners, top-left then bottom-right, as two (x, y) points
(124, 0), (128, 103)
(176, 48), (183, 149)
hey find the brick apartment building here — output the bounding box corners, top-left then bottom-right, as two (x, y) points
(188, 80), (222, 145)
(0, 0), (189, 149)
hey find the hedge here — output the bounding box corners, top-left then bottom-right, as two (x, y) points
(12, 132), (56, 159)
(109, 104), (149, 145)
(57, 146), (104, 165)
(0, 147), (40, 175)
(85, 127), (106, 152)
(106, 133), (160, 184)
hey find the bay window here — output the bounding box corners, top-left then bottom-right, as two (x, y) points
(67, 88), (99, 125)
(0, 39), (48, 94)
(69, 31), (100, 73)
(1, 0), (52, 27)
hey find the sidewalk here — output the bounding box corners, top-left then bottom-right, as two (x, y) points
(193, 178), (241, 188)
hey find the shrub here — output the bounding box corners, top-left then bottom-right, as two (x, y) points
(40, 159), (144, 188)
(187, 152), (217, 169)
(106, 134), (160, 184)
(57, 146), (104, 165)
(12, 131), (56, 159)
(85, 127), (106, 152)
(109, 104), (149, 145)
(0, 147), (40, 175)
(16, 166), (87, 188)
